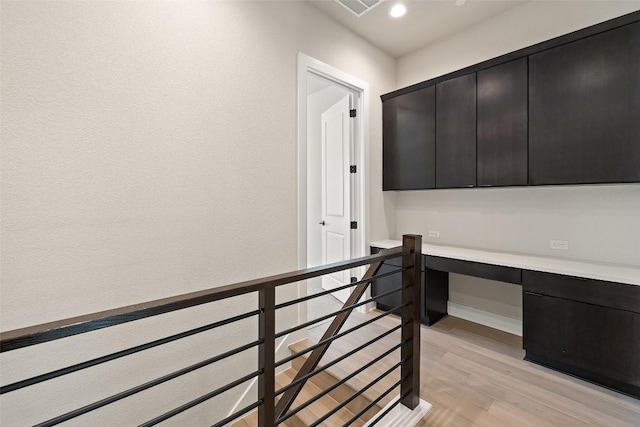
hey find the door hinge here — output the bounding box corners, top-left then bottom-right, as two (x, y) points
(350, 221), (358, 229)
(351, 276), (357, 283)
(350, 109), (357, 118)
(350, 165), (357, 174)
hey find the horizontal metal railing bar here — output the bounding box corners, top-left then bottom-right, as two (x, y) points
(275, 324), (407, 397)
(368, 390), (412, 427)
(310, 365), (407, 427)
(31, 340), (263, 427)
(0, 309), (261, 395)
(138, 369), (263, 427)
(275, 303), (409, 368)
(339, 375), (408, 427)
(210, 399), (263, 427)
(308, 361), (404, 427)
(345, 359), (408, 426)
(274, 267), (407, 310)
(274, 286), (406, 339)
(276, 344), (405, 424)
(0, 247), (407, 352)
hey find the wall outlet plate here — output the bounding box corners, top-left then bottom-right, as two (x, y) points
(550, 240), (569, 250)
(428, 230), (440, 238)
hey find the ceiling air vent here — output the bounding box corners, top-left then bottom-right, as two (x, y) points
(336, 0), (386, 17)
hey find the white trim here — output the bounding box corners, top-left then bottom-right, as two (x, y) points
(363, 397), (432, 427)
(448, 301), (523, 336)
(297, 53), (371, 312)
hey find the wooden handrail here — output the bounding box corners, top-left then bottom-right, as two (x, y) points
(0, 247), (408, 352)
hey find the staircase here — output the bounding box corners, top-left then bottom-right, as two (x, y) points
(234, 312), (403, 426)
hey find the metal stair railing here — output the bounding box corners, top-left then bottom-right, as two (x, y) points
(0, 234), (422, 426)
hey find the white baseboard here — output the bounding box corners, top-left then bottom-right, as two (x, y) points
(447, 301), (522, 336)
(363, 397), (432, 427)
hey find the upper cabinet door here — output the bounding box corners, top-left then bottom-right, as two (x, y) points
(383, 86), (436, 190)
(477, 58), (528, 187)
(436, 73), (477, 188)
(529, 22), (640, 185)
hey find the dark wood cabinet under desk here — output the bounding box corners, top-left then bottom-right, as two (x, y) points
(371, 243), (640, 398)
(370, 247), (445, 326)
(523, 270), (640, 398)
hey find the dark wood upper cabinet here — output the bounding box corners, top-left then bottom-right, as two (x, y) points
(383, 86), (435, 190)
(381, 12), (640, 191)
(529, 21), (640, 185)
(436, 73), (477, 188)
(477, 58), (528, 187)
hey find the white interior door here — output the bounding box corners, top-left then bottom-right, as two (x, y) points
(320, 95), (351, 303)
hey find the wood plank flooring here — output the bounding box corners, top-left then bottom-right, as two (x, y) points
(305, 310), (640, 426)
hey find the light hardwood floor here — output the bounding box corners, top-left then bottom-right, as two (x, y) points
(304, 310), (640, 426)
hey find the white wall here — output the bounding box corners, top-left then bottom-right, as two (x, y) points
(398, 1), (640, 87)
(395, 1), (640, 325)
(0, 1), (395, 424)
(307, 83), (352, 267)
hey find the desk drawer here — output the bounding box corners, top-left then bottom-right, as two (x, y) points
(523, 270), (640, 313)
(425, 255), (521, 285)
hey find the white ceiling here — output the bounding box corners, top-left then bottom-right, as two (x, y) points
(309, 0), (528, 57)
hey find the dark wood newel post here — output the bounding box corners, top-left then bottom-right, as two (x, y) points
(258, 286), (276, 427)
(401, 234), (422, 410)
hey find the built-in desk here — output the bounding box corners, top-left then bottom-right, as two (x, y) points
(370, 240), (640, 398)
(370, 239), (640, 286)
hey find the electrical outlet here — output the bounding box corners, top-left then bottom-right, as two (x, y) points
(428, 230), (440, 238)
(550, 240), (569, 250)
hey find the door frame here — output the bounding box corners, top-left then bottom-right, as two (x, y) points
(297, 52), (370, 290)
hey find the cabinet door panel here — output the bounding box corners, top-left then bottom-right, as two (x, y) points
(371, 263), (403, 311)
(529, 22), (640, 185)
(436, 73), (477, 188)
(477, 58), (528, 186)
(524, 292), (640, 397)
(383, 86), (435, 190)
(370, 248), (429, 323)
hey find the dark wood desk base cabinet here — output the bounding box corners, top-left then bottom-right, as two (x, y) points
(371, 246), (640, 399)
(370, 247), (448, 326)
(523, 271), (640, 398)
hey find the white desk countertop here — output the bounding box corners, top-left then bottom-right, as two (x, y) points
(370, 240), (640, 287)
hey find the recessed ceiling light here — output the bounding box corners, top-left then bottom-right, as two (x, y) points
(390, 3), (406, 18)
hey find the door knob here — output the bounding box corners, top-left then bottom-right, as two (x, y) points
(319, 221), (326, 226)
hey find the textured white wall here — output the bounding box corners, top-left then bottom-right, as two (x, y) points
(0, 0), (395, 424)
(395, 1), (640, 321)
